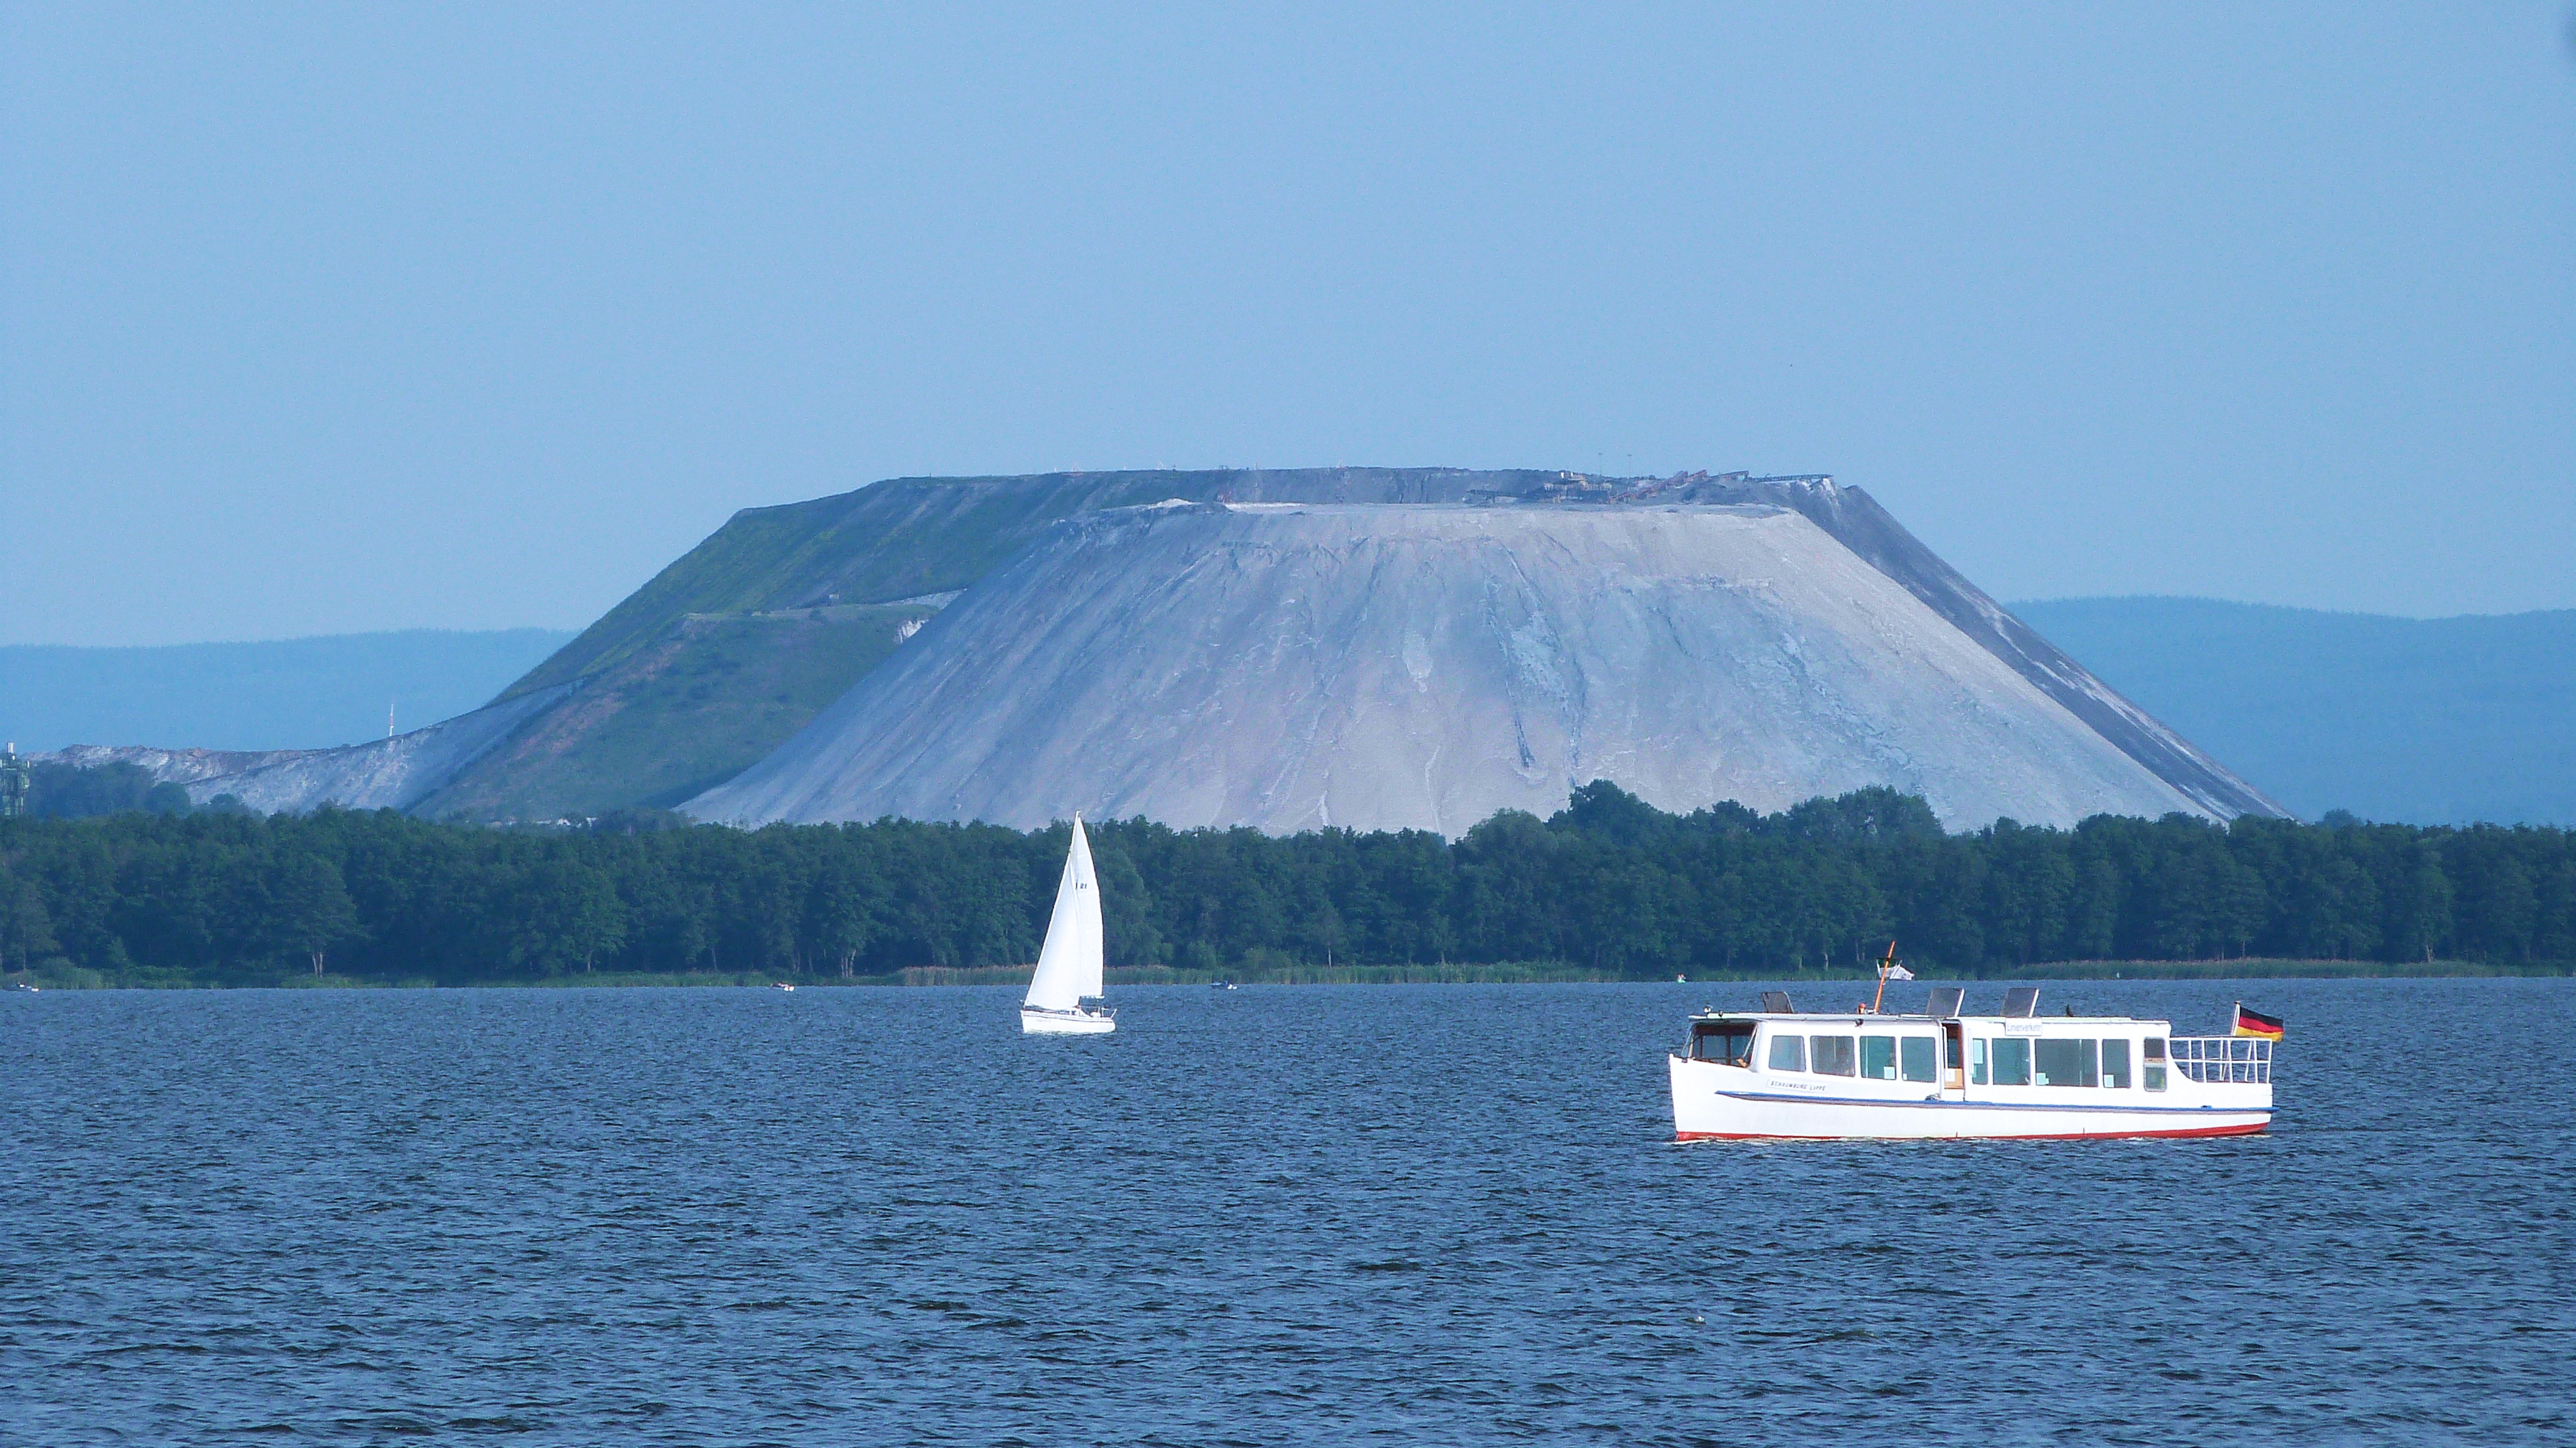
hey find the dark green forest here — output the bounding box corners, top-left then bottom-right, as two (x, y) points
(17, 760), (202, 821)
(2, 781), (2570, 986)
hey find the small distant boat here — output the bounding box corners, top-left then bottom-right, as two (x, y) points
(1210, 980), (1238, 990)
(1022, 815), (1115, 1035)
(773, 982), (797, 992)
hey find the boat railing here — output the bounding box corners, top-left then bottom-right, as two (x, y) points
(2168, 1036), (2271, 1085)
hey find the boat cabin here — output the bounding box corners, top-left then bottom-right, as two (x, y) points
(1683, 985), (2270, 1098)
(1670, 984), (2274, 1140)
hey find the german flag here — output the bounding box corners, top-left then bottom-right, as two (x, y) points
(2233, 1003), (2285, 1040)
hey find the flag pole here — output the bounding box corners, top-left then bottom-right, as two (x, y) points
(1870, 941), (1895, 1015)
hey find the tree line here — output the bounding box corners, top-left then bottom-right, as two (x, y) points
(0, 783), (2569, 986)
(16, 759), (202, 821)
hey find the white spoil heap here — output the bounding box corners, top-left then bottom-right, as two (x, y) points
(686, 502), (2209, 834)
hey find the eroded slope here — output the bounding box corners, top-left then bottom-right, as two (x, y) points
(689, 503), (2209, 833)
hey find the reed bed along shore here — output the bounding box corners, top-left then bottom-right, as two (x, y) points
(12, 957), (2569, 990)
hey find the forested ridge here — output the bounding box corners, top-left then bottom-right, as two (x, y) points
(1, 784), (2569, 987)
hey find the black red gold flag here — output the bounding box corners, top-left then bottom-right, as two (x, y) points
(2233, 1004), (2285, 1040)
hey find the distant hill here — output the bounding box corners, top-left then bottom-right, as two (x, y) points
(6, 472), (2287, 827)
(2010, 598), (2575, 827)
(448, 470), (1605, 818)
(694, 501), (2222, 833)
(19, 595), (2562, 832)
(456, 469), (2277, 825)
(0, 629), (574, 753)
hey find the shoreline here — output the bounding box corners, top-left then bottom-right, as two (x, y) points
(9, 958), (2570, 991)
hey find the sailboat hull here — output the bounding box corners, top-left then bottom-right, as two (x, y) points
(1020, 1006), (1116, 1036)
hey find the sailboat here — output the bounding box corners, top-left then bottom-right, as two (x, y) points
(1021, 814), (1115, 1035)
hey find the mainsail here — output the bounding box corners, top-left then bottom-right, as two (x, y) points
(1023, 816), (1104, 1012)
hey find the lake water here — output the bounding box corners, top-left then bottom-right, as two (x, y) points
(4, 978), (2571, 1445)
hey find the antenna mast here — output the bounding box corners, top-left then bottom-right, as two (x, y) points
(0, 743), (29, 818)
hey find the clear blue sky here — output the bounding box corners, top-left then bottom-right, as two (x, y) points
(4, 2), (2570, 646)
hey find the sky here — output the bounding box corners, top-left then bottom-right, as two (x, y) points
(3, 2), (2571, 647)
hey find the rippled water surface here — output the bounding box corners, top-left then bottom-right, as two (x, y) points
(5, 979), (2571, 1445)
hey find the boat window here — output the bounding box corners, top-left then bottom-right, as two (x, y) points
(1991, 1038), (2032, 1086)
(1692, 1023), (1756, 1066)
(2035, 1038), (2099, 1088)
(1971, 1038), (1989, 1085)
(1767, 1033), (1806, 1072)
(1945, 1032), (1962, 1070)
(2144, 1037), (2167, 1062)
(1810, 1036), (1857, 1076)
(2101, 1039), (2133, 1089)
(1860, 1037), (1898, 1080)
(2145, 1064), (2168, 1092)
(1900, 1036), (1938, 1083)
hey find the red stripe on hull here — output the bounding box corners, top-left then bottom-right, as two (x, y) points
(1674, 1120), (2268, 1143)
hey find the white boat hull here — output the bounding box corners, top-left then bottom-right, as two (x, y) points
(1021, 1006), (1116, 1036)
(1669, 1054), (2270, 1141)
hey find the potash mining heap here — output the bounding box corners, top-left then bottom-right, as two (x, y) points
(51, 469), (2288, 832)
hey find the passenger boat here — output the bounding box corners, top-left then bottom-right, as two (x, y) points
(1668, 974), (2274, 1141)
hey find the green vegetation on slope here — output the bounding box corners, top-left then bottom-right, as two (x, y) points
(448, 471), (1563, 821)
(419, 604), (938, 820)
(499, 471), (1274, 699)
(451, 472), (1354, 820)
(3, 784), (2566, 989)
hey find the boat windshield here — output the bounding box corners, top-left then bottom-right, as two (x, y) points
(1691, 1022), (1756, 1066)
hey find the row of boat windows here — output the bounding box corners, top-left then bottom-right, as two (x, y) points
(1770, 1033), (1942, 1082)
(1972, 1037), (2160, 1090)
(1692, 1026), (2172, 1090)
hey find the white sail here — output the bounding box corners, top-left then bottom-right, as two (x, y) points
(1023, 816), (1104, 1012)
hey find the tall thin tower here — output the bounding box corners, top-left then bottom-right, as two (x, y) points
(0, 743), (30, 818)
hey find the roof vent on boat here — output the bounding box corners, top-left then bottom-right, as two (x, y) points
(2000, 986), (2040, 1017)
(1760, 990), (1794, 1014)
(1924, 986), (1964, 1018)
